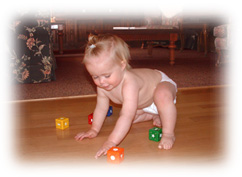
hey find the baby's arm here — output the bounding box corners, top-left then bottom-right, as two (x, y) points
(95, 80), (139, 158)
(75, 88), (110, 141)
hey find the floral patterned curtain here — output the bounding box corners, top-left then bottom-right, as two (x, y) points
(10, 11), (56, 83)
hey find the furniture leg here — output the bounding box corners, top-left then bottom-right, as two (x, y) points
(203, 24), (208, 56)
(141, 42), (145, 49)
(169, 33), (178, 65)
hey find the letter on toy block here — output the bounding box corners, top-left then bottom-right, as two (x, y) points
(56, 117), (69, 130)
(107, 147), (124, 164)
(149, 127), (162, 142)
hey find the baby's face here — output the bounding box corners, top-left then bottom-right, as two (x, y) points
(85, 52), (126, 91)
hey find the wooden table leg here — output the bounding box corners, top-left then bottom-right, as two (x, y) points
(169, 33), (178, 65)
(203, 24), (208, 56)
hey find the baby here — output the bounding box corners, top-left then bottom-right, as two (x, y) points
(75, 34), (177, 159)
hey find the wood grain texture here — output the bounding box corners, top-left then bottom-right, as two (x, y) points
(12, 86), (227, 165)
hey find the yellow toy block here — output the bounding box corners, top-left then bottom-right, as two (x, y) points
(55, 117), (69, 130)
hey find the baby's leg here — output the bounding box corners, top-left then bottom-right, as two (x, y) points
(133, 109), (161, 127)
(154, 82), (177, 150)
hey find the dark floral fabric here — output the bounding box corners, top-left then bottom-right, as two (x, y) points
(10, 11), (56, 83)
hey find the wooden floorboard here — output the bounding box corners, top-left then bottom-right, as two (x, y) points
(11, 86), (227, 166)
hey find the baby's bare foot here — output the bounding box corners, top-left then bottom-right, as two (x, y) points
(153, 115), (162, 127)
(158, 133), (175, 150)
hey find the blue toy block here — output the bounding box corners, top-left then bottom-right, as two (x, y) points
(107, 106), (113, 117)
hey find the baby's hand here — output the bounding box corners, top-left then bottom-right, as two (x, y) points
(95, 140), (116, 159)
(75, 129), (98, 141)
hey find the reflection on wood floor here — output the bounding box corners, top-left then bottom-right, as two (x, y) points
(12, 86), (227, 166)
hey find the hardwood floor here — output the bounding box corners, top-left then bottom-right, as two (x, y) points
(11, 86), (227, 166)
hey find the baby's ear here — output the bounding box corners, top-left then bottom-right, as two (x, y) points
(121, 60), (127, 70)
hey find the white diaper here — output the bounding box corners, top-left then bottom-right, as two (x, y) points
(142, 71), (177, 114)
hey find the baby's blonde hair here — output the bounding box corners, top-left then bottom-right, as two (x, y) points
(83, 33), (131, 69)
